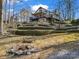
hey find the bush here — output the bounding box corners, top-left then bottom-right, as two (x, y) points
(71, 19), (79, 25)
(17, 26), (54, 30)
(14, 30), (53, 36)
(67, 30), (79, 33)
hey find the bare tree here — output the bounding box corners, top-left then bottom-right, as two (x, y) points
(56, 0), (76, 20)
(1, 0), (3, 34)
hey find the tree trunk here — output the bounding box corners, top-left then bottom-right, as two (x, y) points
(0, 0), (3, 34)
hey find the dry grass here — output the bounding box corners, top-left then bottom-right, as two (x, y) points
(33, 33), (79, 49)
(0, 33), (79, 59)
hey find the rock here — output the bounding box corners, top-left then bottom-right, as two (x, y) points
(22, 39), (33, 43)
(6, 44), (40, 56)
(27, 51), (31, 55)
(15, 50), (24, 55)
(28, 48), (39, 53)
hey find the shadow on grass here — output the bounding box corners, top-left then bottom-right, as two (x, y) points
(46, 40), (79, 59)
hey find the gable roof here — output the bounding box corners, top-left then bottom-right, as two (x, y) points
(33, 7), (49, 18)
(34, 7), (48, 14)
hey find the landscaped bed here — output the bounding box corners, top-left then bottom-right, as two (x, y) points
(17, 26), (54, 30)
(10, 28), (79, 36)
(13, 30), (53, 36)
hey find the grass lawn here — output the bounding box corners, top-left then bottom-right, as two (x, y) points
(0, 33), (79, 59)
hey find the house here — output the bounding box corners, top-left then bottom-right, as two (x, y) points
(31, 7), (61, 25)
(18, 8), (31, 23)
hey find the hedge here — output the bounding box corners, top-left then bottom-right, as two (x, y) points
(10, 29), (79, 36)
(17, 26), (54, 30)
(13, 30), (53, 36)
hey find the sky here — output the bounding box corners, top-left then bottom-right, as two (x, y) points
(4, 0), (79, 19)
(5, 0), (57, 13)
